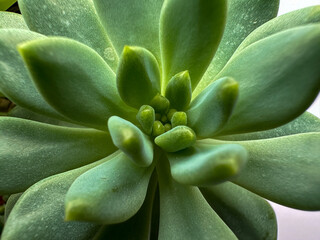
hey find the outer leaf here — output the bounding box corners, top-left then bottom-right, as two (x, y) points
(0, 117), (116, 194)
(0, 12), (28, 29)
(0, 29), (64, 119)
(4, 193), (22, 222)
(19, 37), (135, 131)
(200, 134), (320, 210)
(108, 116), (154, 167)
(219, 112), (320, 141)
(187, 77), (238, 138)
(65, 152), (154, 224)
(201, 182), (277, 240)
(167, 143), (247, 186)
(117, 46), (160, 109)
(19, 0), (118, 70)
(92, 172), (158, 240)
(234, 6), (320, 56)
(1, 158), (109, 240)
(157, 157), (237, 240)
(195, 0), (279, 96)
(0, 0), (15, 11)
(215, 25), (320, 135)
(93, 0), (163, 61)
(160, 0), (227, 90)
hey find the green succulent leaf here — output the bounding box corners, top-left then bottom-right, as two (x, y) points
(0, 12), (28, 29)
(195, 0), (279, 96)
(157, 158), (237, 240)
(187, 77), (238, 138)
(201, 133), (320, 210)
(65, 152), (154, 224)
(155, 126), (196, 152)
(160, 0), (227, 90)
(117, 46), (160, 109)
(219, 112), (320, 141)
(136, 105), (155, 135)
(92, 172), (158, 240)
(0, 29), (65, 120)
(1, 159), (107, 240)
(0, 117), (116, 194)
(167, 143), (247, 186)
(0, 0), (16, 11)
(108, 116), (154, 167)
(201, 182), (277, 240)
(19, 0), (118, 70)
(18, 37), (135, 131)
(234, 6), (320, 56)
(165, 71), (192, 111)
(4, 193), (22, 222)
(93, 0), (163, 62)
(215, 24), (320, 135)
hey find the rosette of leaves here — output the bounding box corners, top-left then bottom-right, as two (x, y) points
(1, 0), (320, 239)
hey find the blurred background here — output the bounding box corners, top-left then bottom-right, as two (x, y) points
(272, 1), (320, 239)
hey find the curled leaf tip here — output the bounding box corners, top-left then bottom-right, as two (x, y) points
(155, 126), (196, 152)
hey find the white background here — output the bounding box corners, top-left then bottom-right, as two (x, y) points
(270, 1), (320, 239)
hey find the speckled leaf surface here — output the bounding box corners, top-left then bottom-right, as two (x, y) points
(1, 160), (107, 240)
(194, 0), (279, 97)
(0, 12), (28, 29)
(19, 0), (118, 70)
(0, 29), (64, 119)
(216, 24), (320, 135)
(201, 182), (277, 240)
(19, 37), (136, 131)
(65, 152), (154, 224)
(0, 117), (116, 194)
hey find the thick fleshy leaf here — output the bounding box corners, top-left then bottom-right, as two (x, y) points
(167, 143), (247, 186)
(195, 0), (279, 96)
(215, 24), (320, 135)
(160, 0), (227, 90)
(0, 29), (64, 119)
(165, 71), (192, 111)
(92, 172), (158, 240)
(219, 112), (320, 141)
(93, 0), (163, 61)
(155, 126), (196, 152)
(0, 12), (28, 29)
(1, 159), (108, 240)
(0, 117), (116, 194)
(201, 182), (277, 240)
(19, 37), (135, 131)
(19, 0), (118, 70)
(187, 77), (238, 138)
(8, 106), (80, 127)
(117, 46), (160, 109)
(200, 134), (320, 210)
(234, 6), (320, 56)
(65, 152), (154, 224)
(108, 116), (154, 167)
(157, 158), (237, 240)
(0, 0), (15, 11)
(4, 193), (22, 222)
(136, 105), (155, 135)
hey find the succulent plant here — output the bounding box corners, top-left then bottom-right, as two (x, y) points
(1, 0), (320, 239)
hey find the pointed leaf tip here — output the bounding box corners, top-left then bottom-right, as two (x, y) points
(117, 46), (160, 109)
(155, 126), (196, 152)
(187, 77), (238, 138)
(108, 116), (153, 167)
(165, 70), (192, 110)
